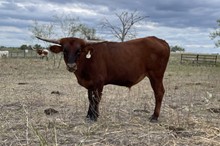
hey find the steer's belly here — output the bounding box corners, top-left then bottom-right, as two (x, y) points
(107, 73), (147, 88)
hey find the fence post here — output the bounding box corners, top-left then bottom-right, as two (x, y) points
(214, 55), (217, 65)
(196, 54), (199, 64)
(180, 54), (183, 64)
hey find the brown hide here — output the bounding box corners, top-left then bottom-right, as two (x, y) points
(35, 49), (49, 56)
(41, 36), (170, 122)
(74, 37), (170, 89)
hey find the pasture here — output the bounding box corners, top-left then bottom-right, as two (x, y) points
(0, 54), (220, 146)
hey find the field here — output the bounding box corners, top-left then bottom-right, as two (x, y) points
(0, 54), (220, 146)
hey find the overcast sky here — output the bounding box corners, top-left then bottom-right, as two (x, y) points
(0, 0), (220, 53)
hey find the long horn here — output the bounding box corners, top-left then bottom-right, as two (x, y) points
(86, 38), (105, 43)
(31, 46), (36, 50)
(36, 36), (60, 44)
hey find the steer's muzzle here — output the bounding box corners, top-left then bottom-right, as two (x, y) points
(66, 63), (77, 72)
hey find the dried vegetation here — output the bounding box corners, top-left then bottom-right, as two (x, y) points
(0, 54), (220, 146)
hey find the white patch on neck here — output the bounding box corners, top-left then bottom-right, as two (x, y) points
(86, 51), (91, 59)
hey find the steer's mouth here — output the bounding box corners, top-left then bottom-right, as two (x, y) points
(66, 63), (77, 72)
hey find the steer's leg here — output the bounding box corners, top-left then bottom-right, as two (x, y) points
(86, 88), (103, 121)
(87, 89), (94, 120)
(148, 73), (165, 122)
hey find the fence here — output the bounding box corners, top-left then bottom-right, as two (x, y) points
(180, 54), (218, 65)
(9, 50), (40, 58)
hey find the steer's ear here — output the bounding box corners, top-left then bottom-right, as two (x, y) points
(84, 46), (94, 53)
(49, 45), (62, 53)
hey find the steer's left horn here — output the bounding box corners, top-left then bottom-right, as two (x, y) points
(31, 46), (36, 50)
(86, 38), (105, 43)
(36, 36), (60, 44)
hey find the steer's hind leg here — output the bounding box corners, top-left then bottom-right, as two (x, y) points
(86, 88), (102, 121)
(148, 73), (165, 122)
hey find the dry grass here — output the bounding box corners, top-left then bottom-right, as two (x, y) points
(0, 55), (220, 146)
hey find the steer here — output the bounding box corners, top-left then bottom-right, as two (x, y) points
(32, 47), (49, 60)
(36, 36), (170, 122)
(0, 51), (9, 58)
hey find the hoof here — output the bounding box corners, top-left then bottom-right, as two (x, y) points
(86, 114), (98, 122)
(149, 115), (158, 123)
(85, 118), (96, 124)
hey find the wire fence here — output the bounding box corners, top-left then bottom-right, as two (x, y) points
(9, 50), (40, 58)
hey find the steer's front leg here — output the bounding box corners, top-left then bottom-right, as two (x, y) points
(86, 89), (102, 121)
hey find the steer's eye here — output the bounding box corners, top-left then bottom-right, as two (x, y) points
(63, 50), (67, 55)
(76, 49), (81, 56)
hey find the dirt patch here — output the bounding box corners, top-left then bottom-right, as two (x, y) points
(44, 108), (59, 115)
(51, 91), (61, 95)
(18, 82), (28, 85)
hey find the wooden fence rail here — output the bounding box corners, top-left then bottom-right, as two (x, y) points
(180, 54), (218, 65)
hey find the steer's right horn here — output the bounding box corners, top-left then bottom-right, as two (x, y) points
(86, 39), (105, 44)
(31, 46), (36, 50)
(36, 36), (60, 44)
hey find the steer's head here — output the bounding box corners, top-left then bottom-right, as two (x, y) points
(36, 36), (87, 72)
(36, 49), (43, 55)
(32, 47), (43, 55)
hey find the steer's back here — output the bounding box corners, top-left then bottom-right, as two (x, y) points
(93, 36), (170, 87)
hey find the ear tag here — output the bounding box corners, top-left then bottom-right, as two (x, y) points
(86, 51), (91, 59)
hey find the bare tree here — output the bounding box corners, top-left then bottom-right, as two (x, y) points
(78, 24), (98, 40)
(54, 14), (99, 40)
(53, 14), (80, 37)
(29, 20), (54, 40)
(210, 19), (220, 47)
(30, 15), (80, 67)
(29, 20), (59, 67)
(29, 15), (100, 68)
(101, 11), (148, 42)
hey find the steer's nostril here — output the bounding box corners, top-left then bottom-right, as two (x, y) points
(66, 63), (77, 72)
(67, 63), (76, 68)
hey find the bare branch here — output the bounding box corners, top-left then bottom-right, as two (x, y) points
(210, 19), (220, 47)
(101, 11), (147, 42)
(29, 20), (55, 47)
(53, 14), (80, 37)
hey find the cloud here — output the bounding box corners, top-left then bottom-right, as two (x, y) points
(0, 0), (219, 53)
